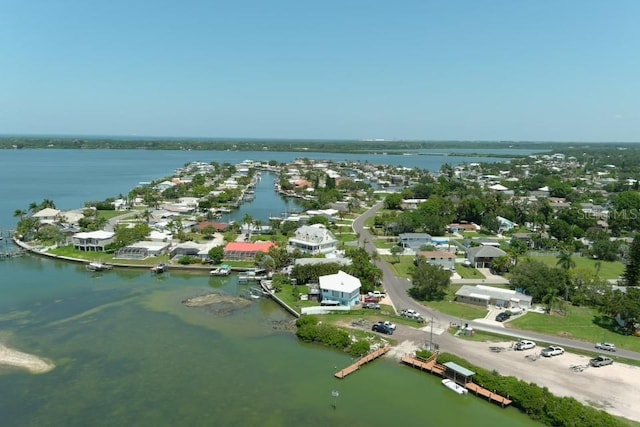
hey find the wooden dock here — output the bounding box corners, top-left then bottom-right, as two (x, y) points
(400, 355), (446, 376)
(465, 383), (512, 407)
(401, 355), (512, 407)
(334, 346), (391, 379)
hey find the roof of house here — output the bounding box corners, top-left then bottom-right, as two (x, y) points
(417, 251), (455, 259)
(224, 241), (276, 253)
(319, 270), (361, 293)
(33, 207), (61, 218)
(73, 230), (115, 239)
(466, 246), (507, 258)
(399, 233), (432, 239)
(290, 224), (337, 244)
(455, 284), (532, 303)
(196, 221), (229, 232)
(294, 257), (352, 266)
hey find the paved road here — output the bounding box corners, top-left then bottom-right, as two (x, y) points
(352, 203), (640, 361)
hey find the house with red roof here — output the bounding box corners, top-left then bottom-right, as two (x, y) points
(224, 241), (276, 261)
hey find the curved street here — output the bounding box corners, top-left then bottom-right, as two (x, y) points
(352, 202), (640, 362)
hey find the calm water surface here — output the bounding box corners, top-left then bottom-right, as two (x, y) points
(0, 149), (538, 426)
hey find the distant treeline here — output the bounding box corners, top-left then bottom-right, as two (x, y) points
(0, 135), (602, 155)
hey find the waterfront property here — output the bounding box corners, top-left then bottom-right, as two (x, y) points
(455, 285), (532, 310)
(32, 207), (61, 224)
(318, 270), (361, 306)
(287, 224), (338, 255)
(223, 241), (276, 261)
(71, 230), (115, 251)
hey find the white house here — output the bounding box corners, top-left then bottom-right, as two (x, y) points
(32, 208), (61, 224)
(287, 224), (338, 255)
(455, 285), (532, 309)
(71, 230), (115, 251)
(318, 270), (361, 307)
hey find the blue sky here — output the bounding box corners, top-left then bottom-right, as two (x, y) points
(1, 0), (639, 141)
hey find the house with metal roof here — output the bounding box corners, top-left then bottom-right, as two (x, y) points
(287, 224), (338, 255)
(318, 270), (361, 307)
(455, 284), (532, 309)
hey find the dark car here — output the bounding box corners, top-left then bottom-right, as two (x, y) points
(371, 323), (394, 335)
(495, 312), (511, 322)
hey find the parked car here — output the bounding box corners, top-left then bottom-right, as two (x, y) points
(541, 346), (565, 357)
(495, 312), (511, 322)
(363, 302), (380, 310)
(372, 323), (394, 335)
(368, 291), (386, 299)
(595, 342), (616, 352)
(401, 309), (421, 319)
(590, 355), (613, 367)
(514, 340), (536, 351)
(378, 320), (396, 330)
(364, 296), (379, 303)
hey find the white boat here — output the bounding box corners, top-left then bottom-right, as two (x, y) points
(442, 379), (468, 395)
(86, 261), (113, 272)
(210, 264), (231, 276)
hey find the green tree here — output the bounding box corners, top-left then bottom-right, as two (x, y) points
(409, 261), (450, 301)
(383, 193), (403, 210)
(623, 234), (640, 286)
(208, 246), (224, 264)
(556, 250), (576, 271)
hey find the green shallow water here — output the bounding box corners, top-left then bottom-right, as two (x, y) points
(0, 256), (539, 427)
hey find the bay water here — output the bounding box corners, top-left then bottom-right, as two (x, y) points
(0, 148), (538, 426)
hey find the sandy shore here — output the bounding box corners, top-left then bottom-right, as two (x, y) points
(0, 343), (55, 374)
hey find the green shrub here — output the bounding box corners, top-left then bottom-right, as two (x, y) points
(294, 316), (350, 349)
(349, 340), (371, 357)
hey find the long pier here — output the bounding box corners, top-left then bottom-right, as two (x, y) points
(401, 355), (512, 407)
(334, 345), (391, 379)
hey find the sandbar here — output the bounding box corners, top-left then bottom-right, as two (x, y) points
(0, 343), (55, 374)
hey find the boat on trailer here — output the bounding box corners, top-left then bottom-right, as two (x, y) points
(442, 379), (468, 395)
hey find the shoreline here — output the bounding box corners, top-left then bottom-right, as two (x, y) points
(0, 343), (55, 374)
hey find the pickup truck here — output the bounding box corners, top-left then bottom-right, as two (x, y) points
(590, 355), (613, 367)
(371, 323), (394, 335)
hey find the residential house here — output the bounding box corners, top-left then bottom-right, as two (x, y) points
(465, 245), (507, 268)
(32, 208), (61, 224)
(401, 199), (428, 210)
(496, 216), (517, 232)
(318, 270), (361, 307)
(416, 251), (456, 270)
(455, 284), (532, 309)
(448, 223), (480, 234)
(72, 230), (115, 252)
(399, 233), (432, 251)
(223, 241), (276, 261)
(287, 224), (338, 255)
(115, 241), (171, 259)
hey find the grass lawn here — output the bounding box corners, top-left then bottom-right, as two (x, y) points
(523, 255), (625, 279)
(383, 255), (415, 278)
(335, 233), (358, 243)
(373, 237), (399, 249)
(414, 284), (490, 320)
(96, 210), (128, 221)
(454, 264), (485, 279)
(508, 305), (640, 353)
(48, 246), (171, 266)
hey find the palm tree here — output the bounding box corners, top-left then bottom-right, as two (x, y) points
(556, 250), (576, 271)
(28, 202), (38, 213)
(13, 209), (26, 220)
